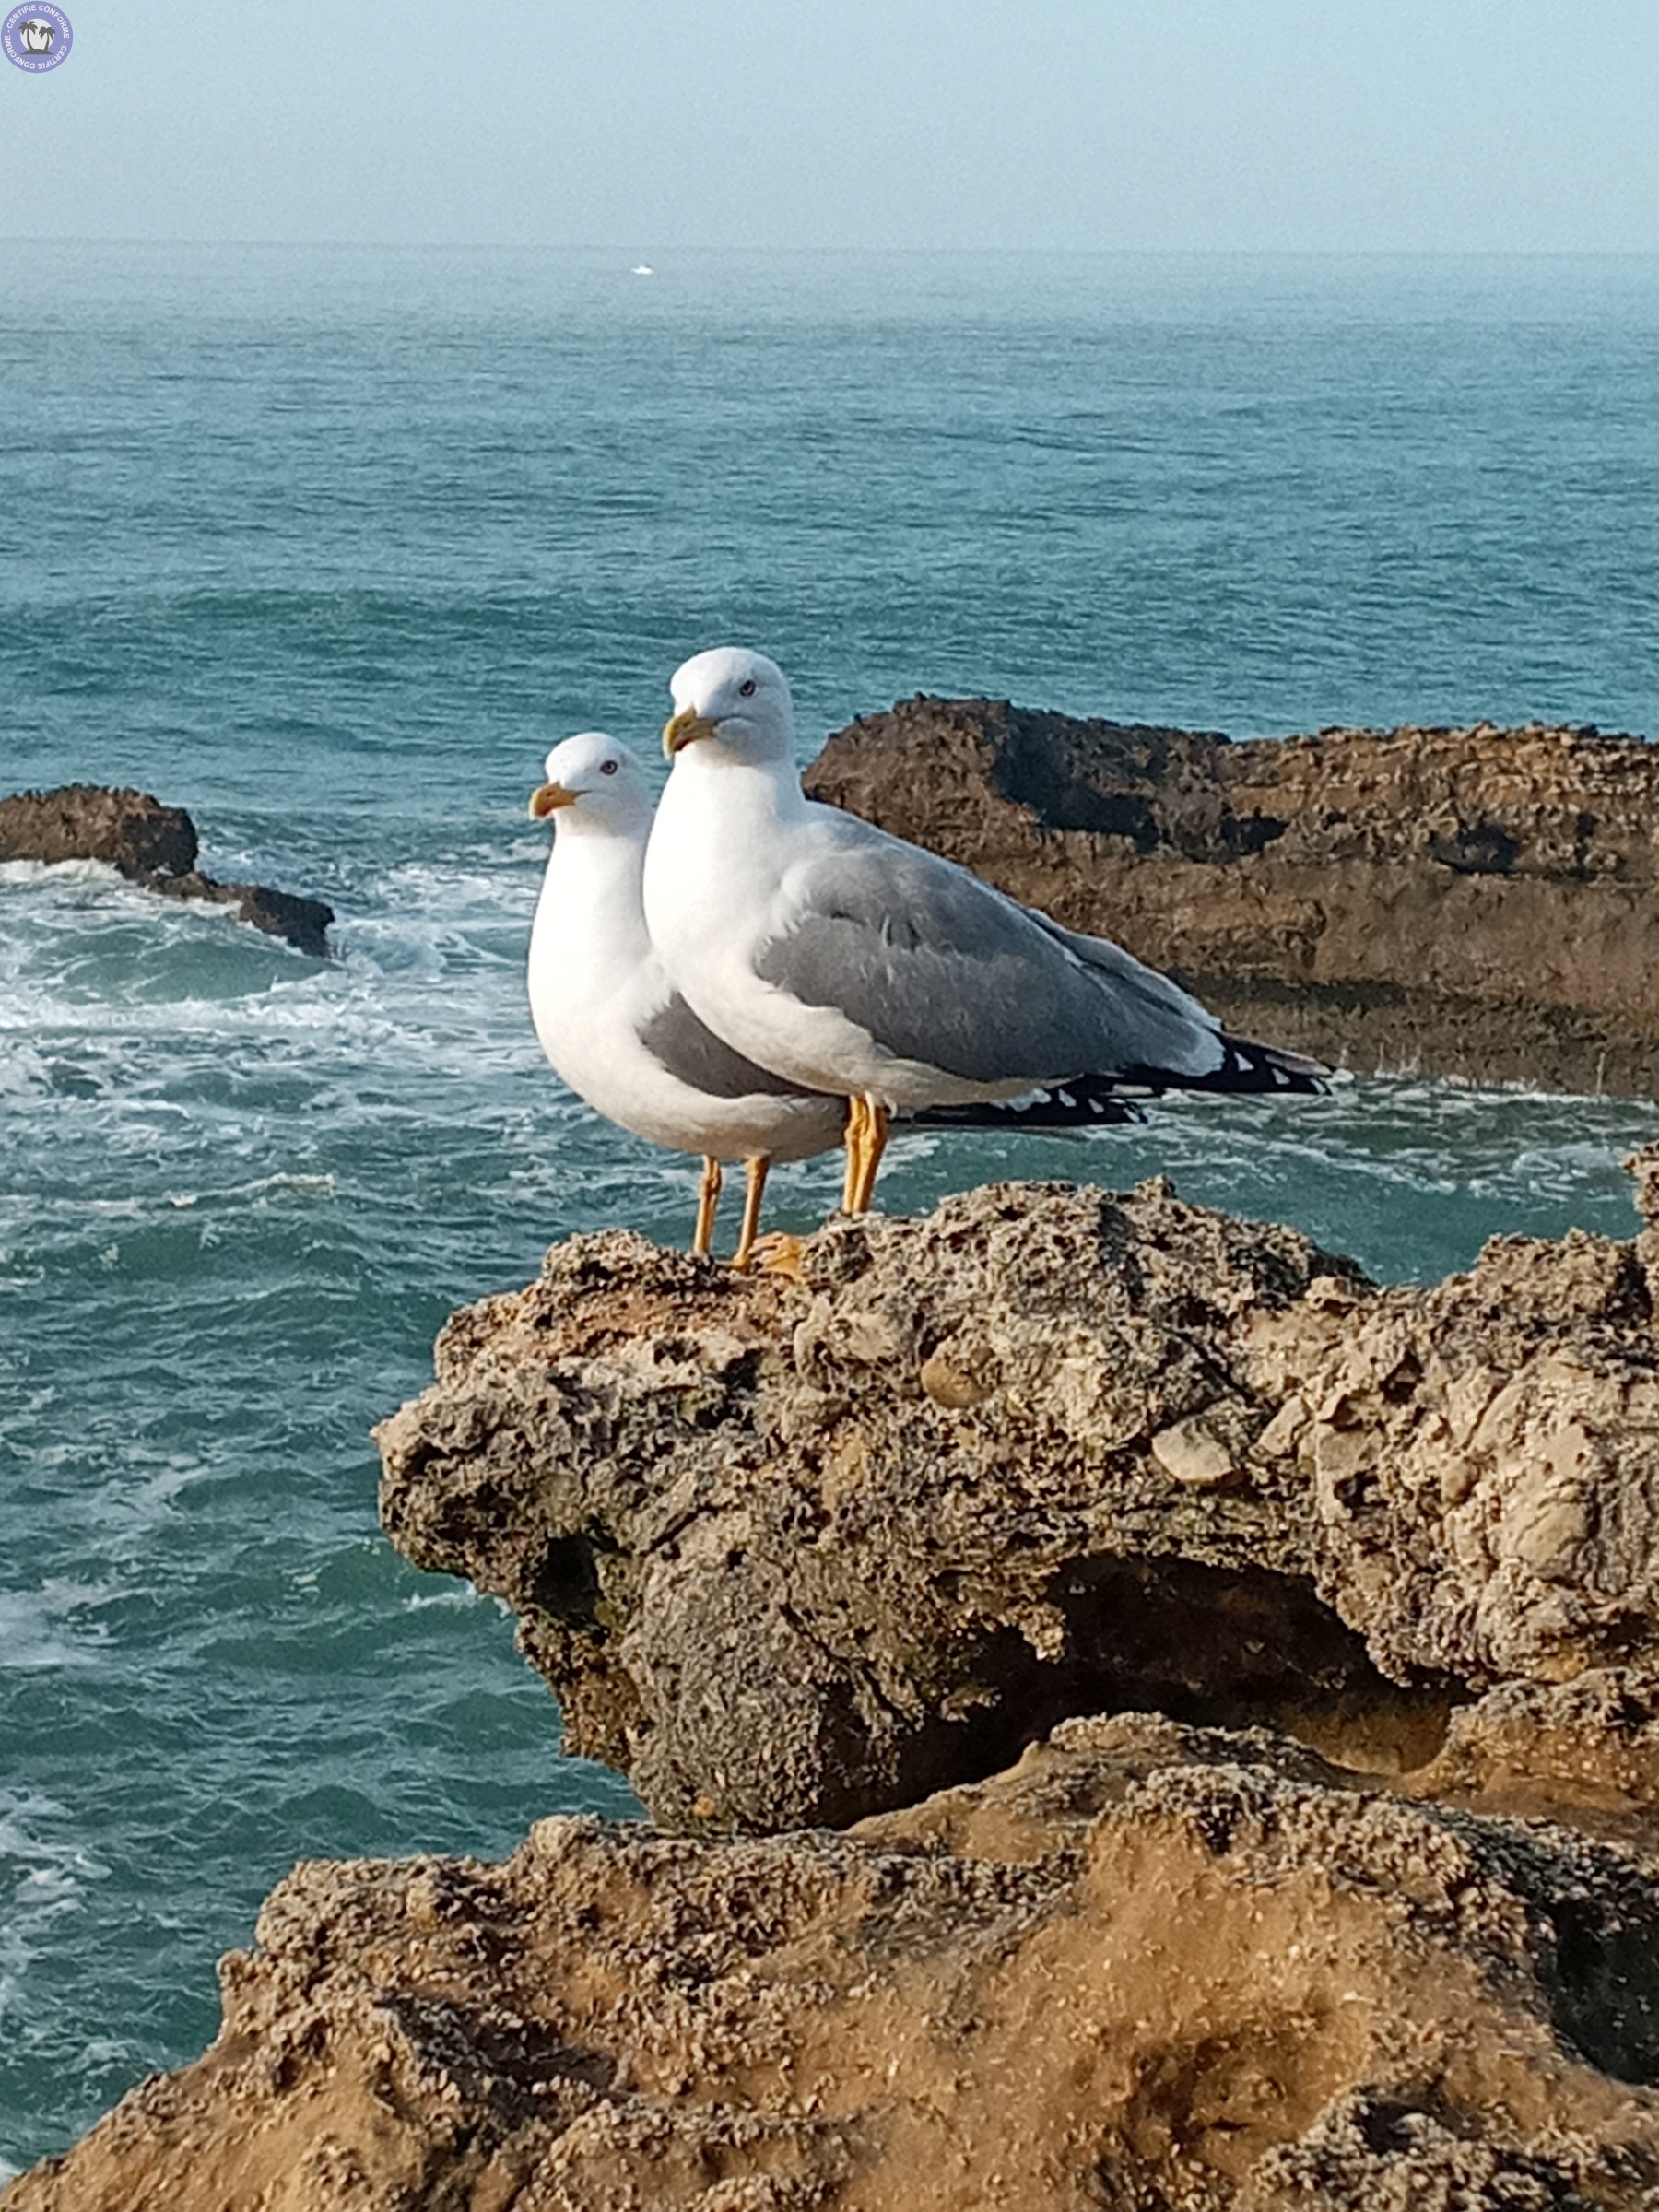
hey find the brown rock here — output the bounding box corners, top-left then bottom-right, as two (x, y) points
(376, 1159), (1659, 1839)
(0, 783), (201, 876)
(0, 783), (333, 955)
(11, 1716), (1659, 2211)
(20, 1167), (1659, 2206)
(804, 700), (1659, 1099)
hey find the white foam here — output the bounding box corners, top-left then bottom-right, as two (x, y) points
(0, 858), (126, 890)
(402, 1586), (489, 1612)
(0, 1593), (108, 1675)
(164, 1172), (338, 1210)
(0, 1789), (113, 2083)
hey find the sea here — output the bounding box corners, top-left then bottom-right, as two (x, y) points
(4, 242), (1659, 2176)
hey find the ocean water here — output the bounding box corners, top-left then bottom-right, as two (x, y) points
(5, 242), (1659, 2176)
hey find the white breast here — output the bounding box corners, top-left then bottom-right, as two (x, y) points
(532, 815), (841, 1164)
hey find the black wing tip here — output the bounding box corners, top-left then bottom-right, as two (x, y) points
(1124, 1034), (1332, 1098)
(902, 1037), (1330, 1135)
(909, 1081), (1145, 1131)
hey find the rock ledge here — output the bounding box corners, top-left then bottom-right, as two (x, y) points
(12, 1717), (1659, 2210)
(378, 1159), (1659, 1838)
(15, 1159), (1659, 2207)
(806, 701), (1659, 1100)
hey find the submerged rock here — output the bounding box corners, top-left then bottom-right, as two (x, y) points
(12, 1716), (1659, 2210)
(0, 783), (334, 955)
(805, 701), (1659, 1100)
(377, 1157), (1659, 1838)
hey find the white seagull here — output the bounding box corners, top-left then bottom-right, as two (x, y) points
(642, 648), (1325, 1216)
(527, 732), (845, 1266)
(527, 730), (1138, 1266)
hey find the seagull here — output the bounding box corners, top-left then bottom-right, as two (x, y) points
(527, 733), (846, 1266)
(527, 731), (1140, 1266)
(642, 648), (1326, 1216)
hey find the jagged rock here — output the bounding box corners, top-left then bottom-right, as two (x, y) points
(804, 701), (1659, 1100)
(0, 784), (199, 876)
(0, 783), (333, 955)
(376, 1156), (1659, 1839)
(19, 1164), (1659, 2206)
(11, 1716), (1659, 2211)
(140, 868), (335, 956)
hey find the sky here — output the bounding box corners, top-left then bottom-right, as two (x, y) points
(3, 1), (1659, 253)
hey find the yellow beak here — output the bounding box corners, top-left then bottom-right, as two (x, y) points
(528, 782), (576, 818)
(663, 705), (719, 758)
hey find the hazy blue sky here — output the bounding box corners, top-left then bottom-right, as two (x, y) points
(4, 1), (1658, 253)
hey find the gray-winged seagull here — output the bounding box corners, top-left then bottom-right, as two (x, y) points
(642, 649), (1325, 1217)
(528, 732), (1137, 1267)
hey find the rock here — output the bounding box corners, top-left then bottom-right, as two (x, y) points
(21, 1168), (1659, 2204)
(0, 784), (198, 876)
(1150, 1416), (1241, 1488)
(11, 1715), (1659, 2210)
(142, 870), (335, 958)
(0, 783), (333, 956)
(805, 700), (1659, 1100)
(376, 1159), (1659, 1837)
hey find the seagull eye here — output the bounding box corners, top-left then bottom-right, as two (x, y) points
(738, 678), (757, 698)
(600, 759), (618, 775)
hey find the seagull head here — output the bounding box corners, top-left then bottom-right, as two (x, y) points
(528, 733), (653, 836)
(663, 647), (794, 767)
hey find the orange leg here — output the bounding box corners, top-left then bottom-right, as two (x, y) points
(844, 1099), (890, 1216)
(730, 1156), (771, 1272)
(841, 1096), (867, 1215)
(692, 1156), (723, 1257)
(851, 1099), (889, 1213)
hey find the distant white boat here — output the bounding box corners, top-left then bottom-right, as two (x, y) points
(631, 265), (654, 277)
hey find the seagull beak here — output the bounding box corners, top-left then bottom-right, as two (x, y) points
(528, 782), (576, 818)
(664, 705), (719, 758)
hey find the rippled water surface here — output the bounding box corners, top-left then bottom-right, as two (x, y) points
(4, 243), (1658, 2174)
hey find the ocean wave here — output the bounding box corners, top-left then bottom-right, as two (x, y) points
(0, 857), (128, 891)
(0, 1592), (111, 1676)
(0, 1787), (116, 2176)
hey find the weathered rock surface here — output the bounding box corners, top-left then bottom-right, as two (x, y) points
(13, 1716), (1659, 2211)
(377, 1153), (1659, 1839)
(18, 1160), (1659, 2206)
(804, 700), (1659, 1100)
(0, 783), (334, 955)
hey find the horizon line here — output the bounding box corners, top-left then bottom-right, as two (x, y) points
(6, 239), (1659, 261)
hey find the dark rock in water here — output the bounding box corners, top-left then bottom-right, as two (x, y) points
(805, 701), (1659, 1101)
(142, 870), (335, 959)
(377, 1155), (1659, 1842)
(0, 782), (333, 956)
(0, 784), (199, 877)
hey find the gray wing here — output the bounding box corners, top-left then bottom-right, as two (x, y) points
(754, 816), (1222, 1086)
(1029, 915), (1327, 1089)
(637, 992), (821, 1100)
(1020, 912), (1227, 1077)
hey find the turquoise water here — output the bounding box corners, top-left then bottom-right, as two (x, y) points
(5, 243), (1659, 2176)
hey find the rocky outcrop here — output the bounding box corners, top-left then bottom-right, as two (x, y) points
(17, 1160), (1659, 2206)
(376, 1154), (1659, 1839)
(13, 1716), (1659, 2211)
(804, 701), (1659, 1100)
(0, 784), (334, 955)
